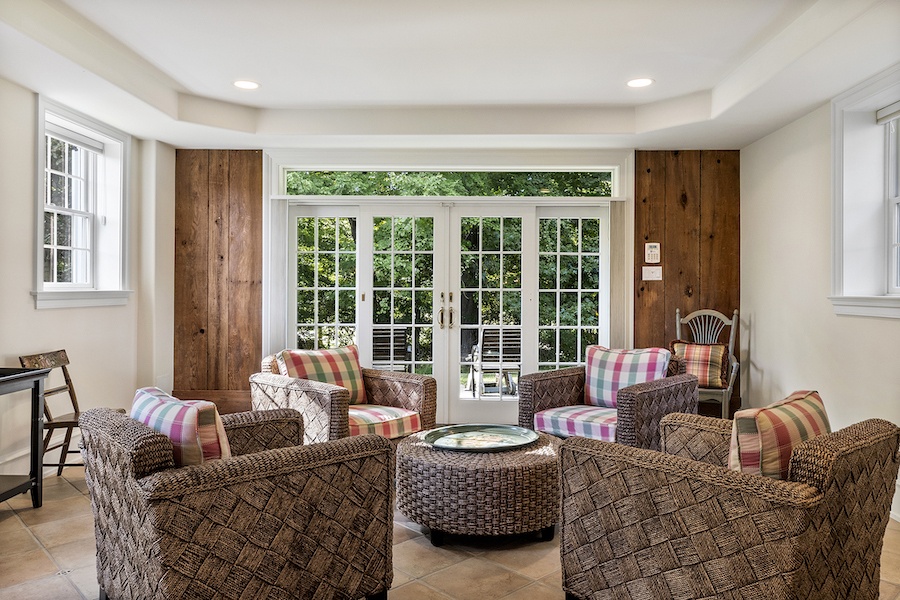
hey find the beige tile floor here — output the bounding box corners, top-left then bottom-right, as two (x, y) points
(1, 466), (899, 600)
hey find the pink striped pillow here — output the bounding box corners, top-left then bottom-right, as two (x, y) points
(584, 346), (670, 408)
(728, 390), (830, 480)
(276, 345), (367, 405)
(131, 387), (231, 467)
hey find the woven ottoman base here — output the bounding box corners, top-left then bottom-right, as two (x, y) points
(396, 430), (561, 545)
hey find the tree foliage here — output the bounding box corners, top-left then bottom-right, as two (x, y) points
(286, 171), (612, 197)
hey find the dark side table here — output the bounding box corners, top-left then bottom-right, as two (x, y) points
(0, 367), (50, 508)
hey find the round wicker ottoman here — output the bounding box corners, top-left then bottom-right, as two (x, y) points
(396, 430), (561, 546)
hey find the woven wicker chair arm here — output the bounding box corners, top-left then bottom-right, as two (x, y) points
(789, 418), (900, 491)
(517, 366), (586, 429)
(220, 408), (304, 455)
(615, 374), (699, 450)
(561, 436), (822, 510)
(141, 434), (394, 501)
(660, 412), (733, 465)
(360, 369), (438, 431)
(249, 372), (350, 443)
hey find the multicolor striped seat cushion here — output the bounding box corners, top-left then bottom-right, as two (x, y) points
(130, 387), (231, 467)
(276, 345), (367, 405)
(348, 405), (421, 439)
(584, 346), (671, 408)
(671, 340), (728, 388)
(728, 390), (831, 480)
(534, 405), (618, 441)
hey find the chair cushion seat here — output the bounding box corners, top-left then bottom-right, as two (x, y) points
(534, 405), (617, 441)
(348, 405), (421, 439)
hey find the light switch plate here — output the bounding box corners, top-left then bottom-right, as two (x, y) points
(642, 266), (663, 280)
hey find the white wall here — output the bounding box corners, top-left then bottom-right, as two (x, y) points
(741, 103), (900, 513)
(0, 76), (175, 474)
(741, 103), (900, 426)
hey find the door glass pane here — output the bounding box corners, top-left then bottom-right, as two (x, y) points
(295, 216), (357, 349)
(371, 216), (435, 373)
(538, 217), (602, 370)
(460, 217), (522, 400)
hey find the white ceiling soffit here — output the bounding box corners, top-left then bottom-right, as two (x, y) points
(0, 0), (898, 150)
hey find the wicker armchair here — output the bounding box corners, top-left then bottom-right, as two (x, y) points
(80, 407), (394, 600)
(250, 354), (437, 444)
(518, 357), (698, 451)
(558, 412), (900, 600)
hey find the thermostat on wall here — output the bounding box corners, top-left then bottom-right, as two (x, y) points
(645, 242), (661, 263)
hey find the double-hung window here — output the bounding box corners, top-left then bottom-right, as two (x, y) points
(830, 64), (900, 317)
(35, 101), (130, 308)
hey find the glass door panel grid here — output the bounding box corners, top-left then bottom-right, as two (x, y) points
(459, 216), (522, 400)
(538, 217), (601, 370)
(295, 216), (357, 349)
(372, 216), (434, 374)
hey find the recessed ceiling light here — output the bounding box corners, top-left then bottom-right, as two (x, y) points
(627, 78), (654, 88)
(233, 80), (259, 90)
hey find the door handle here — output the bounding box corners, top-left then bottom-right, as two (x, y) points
(438, 307), (445, 329)
(449, 307), (455, 328)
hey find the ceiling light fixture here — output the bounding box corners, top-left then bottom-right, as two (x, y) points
(627, 78), (654, 88)
(233, 80), (259, 90)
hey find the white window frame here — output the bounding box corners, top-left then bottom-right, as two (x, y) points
(261, 148), (635, 355)
(888, 118), (900, 296)
(34, 99), (131, 308)
(830, 63), (900, 318)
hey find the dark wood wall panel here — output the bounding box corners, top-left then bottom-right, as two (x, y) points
(174, 151), (210, 391)
(634, 150), (741, 412)
(174, 150), (262, 412)
(664, 151), (701, 345)
(634, 151), (667, 348)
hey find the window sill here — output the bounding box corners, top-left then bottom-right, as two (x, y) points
(32, 290), (132, 309)
(829, 295), (900, 319)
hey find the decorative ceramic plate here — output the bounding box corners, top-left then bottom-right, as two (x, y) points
(423, 424), (539, 452)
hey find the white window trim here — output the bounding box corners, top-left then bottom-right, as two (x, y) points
(830, 63), (900, 318)
(34, 98), (132, 309)
(261, 148), (635, 354)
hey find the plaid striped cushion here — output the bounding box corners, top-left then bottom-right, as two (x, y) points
(276, 345), (367, 405)
(728, 390), (831, 480)
(584, 346), (671, 408)
(671, 340), (727, 388)
(130, 387), (231, 467)
(534, 405), (618, 441)
(348, 405), (421, 439)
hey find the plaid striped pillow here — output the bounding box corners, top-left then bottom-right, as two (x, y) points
(671, 340), (727, 388)
(130, 387), (231, 467)
(584, 346), (671, 408)
(276, 345), (367, 405)
(728, 390), (830, 480)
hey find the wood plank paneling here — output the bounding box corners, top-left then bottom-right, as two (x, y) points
(634, 151), (667, 349)
(634, 149), (740, 413)
(174, 150), (209, 391)
(665, 150), (701, 347)
(226, 150), (263, 391)
(174, 150), (262, 409)
(700, 151), (740, 315)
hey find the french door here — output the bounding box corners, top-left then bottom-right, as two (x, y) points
(288, 200), (608, 425)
